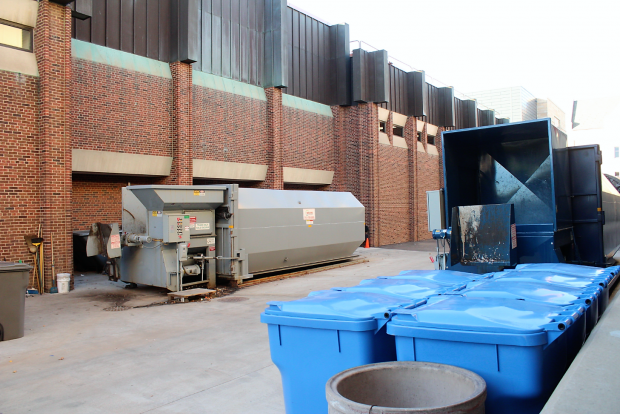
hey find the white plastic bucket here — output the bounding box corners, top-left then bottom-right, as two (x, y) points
(56, 273), (71, 294)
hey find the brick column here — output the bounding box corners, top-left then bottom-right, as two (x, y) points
(436, 127), (445, 187)
(166, 62), (193, 185)
(331, 106), (347, 192)
(356, 103), (380, 247)
(262, 87), (284, 189)
(404, 116), (417, 242)
(35, 1), (73, 291)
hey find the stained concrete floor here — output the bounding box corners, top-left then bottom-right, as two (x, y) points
(0, 248), (434, 414)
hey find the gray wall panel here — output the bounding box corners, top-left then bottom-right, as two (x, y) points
(201, 0), (212, 73)
(133, 0), (146, 56)
(221, 0), (231, 77)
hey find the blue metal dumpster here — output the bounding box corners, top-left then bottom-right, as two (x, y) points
(331, 277), (466, 300)
(387, 295), (580, 414)
(261, 290), (415, 414)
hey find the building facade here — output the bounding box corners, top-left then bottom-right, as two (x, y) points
(0, 0), (507, 290)
(467, 86), (566, 132)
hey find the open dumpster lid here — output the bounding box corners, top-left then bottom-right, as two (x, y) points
(127, 185), (227, 211)
(389, 296), (573, 346)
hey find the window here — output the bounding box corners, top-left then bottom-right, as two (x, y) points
(379, 121), (386, 133)
(393, 126), (403, 137)
(427, 135), (436, 146)
(616, 172), (619, 177)
(615, 147), (619, 158)
(0, 21), (32, 52)
(417, 132), (422, 142)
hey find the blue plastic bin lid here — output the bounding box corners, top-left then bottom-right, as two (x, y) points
(332, 278), (466, 300)
(261, 290), (418, 332)
(388, 296), (576, 346)
(515, 263), (614, 284)
(462, 279), (597, 307)
(493, 270), (606, 291)
(380, 270), (493, 286)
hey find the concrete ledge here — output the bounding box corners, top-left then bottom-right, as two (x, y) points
(427, 144), (439, 156)
(0, 0), (38, 27)
(393, 136), (408, 149)
(392, 112), (407, 127)
(0, 48), (38, 77)
(427, 123), (439, 137)
(193, 159), (267, 181)
(378, 107), (389, 122)
(417, 120), (425, 132)
(379, 132), (391, 145)
(283, 167), (334, 185)
(72, 40), (172, 79)
(193, 71), (266, 101)
(73, 149), (172, 176)
(282, 94), (332, 117)
(417, 141), (426, 152)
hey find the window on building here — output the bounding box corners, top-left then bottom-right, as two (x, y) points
(379, 121), (386, 133)
(0, 21), (33, 52)
(393, 126), (404, 137)
(615, 147), (619, 158)
(417, 132), (422, 142)
(428, 135), (436, 146)
(616, 172), (619, 177)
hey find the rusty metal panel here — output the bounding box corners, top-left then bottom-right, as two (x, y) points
(147, 0), (160, 59)
(106, 0), (121, 50)
(120, 0), (134, 53)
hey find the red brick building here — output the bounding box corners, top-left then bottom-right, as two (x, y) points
(0, 0), (505, 290)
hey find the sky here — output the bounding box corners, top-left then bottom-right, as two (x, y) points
(288, 0), (620, 133)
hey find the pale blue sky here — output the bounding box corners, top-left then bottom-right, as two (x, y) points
(289, 0), (620, 133)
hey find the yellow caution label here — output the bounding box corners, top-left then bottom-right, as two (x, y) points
(598, 208), (602, 211)
(308, 225), (312, 228)
(194, 190), (200, 196)
(229, 225), (234, 228)
(152, 211), (157, 217)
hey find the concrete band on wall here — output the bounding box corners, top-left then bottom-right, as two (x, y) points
(0, 0), (39, 77)
(193, 160), (268, 181)
(283, 167), (334, 185)
(72, 149), (172, 176)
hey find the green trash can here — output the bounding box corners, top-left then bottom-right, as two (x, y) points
(0, 262), (32, 341)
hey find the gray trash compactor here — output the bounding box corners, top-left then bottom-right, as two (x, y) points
(87, 185), (365, 291)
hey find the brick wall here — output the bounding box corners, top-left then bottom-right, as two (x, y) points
(261, 87), (284, 189)
(72, 175), (159, 231)
(415, 122), (442, 240)
(282, 107), (335, 173)
(192, 85), (268, 165)
(72, 59), (173, 156)
(378, 145), (410, 245)
(166, 62), (193, 185)
(0, 71), (41, 287)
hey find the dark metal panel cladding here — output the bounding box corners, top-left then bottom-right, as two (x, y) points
(388, 65), (395, 111)
(331, 23), (350, 106)
(211, 0), (222, 76)
(311, 19), (319, 103)
(239, 0), (249, 83)
(406, 70), (426, 117)
(372, 50), (389, 104)
(479, 109), (496, 126)
(352, 48), (367, 103)
(231, 0), (240, 80)
(147, 0), (160, 59)
(159, 0), (171, 62)
(298, 15), (306, 98)
(201, 0), (212, 73)
(221, 0), (231, 77)
(305, 16), (313, 100)
(73, 0), (92, 20)
(74, 0), (92, 42)
(463, 99), (478, 128)
(263, 0), (288, 88)
(426, 84), (437, 125)
(193, 0), (203, 70)
(120, 0), (134, 53)
(106, 0), (121, 50)
(255, 0), (264, 86)
(317, 23), (325, 104)
(134, 0), (147, 57)
(283, 6), (292, 95)
(497, 118), (510, 124)
(438, 87), (455, 127)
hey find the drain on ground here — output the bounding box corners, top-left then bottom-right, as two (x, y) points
(217, 297), (249, 303)
(103, 305), (132, 311)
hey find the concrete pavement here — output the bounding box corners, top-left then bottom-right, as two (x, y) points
(0, 248), (433, 414)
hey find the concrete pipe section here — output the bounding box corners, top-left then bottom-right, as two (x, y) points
(326, 361), (486, 414)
